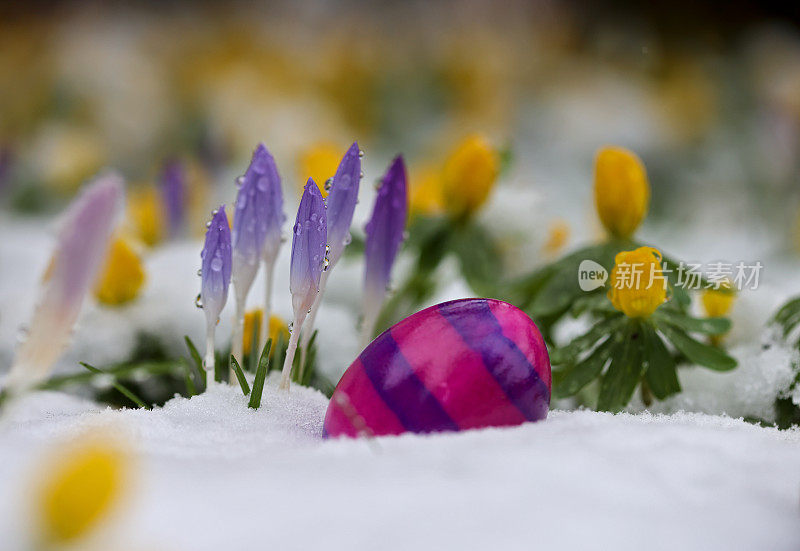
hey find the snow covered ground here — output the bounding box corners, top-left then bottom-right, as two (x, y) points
(1, 378), (799, 551)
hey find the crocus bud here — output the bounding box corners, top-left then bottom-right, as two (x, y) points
(232, 145), (283, 297)
(160, 159), (186, 237)
(200, 206), (232, 331)
(362, 156), (407, 341)
(608, 246), (666, 318)
(325, 142), (361, 268)
(290, 180), (327, 318)
(442, 134), (499, 219)
(594, 147), (650, 239)
(7, 174), (123, 390)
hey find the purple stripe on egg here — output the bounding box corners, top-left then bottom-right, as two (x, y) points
(361, 334), (459, 434)
(488, 300), (552, 388)
(390, 309), (527, 429)
(437, 300), (550, 422)
(325, 358), (406, 437)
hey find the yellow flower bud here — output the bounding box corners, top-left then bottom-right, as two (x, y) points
(543, 219), (570, 258)
(36, 434), (129, 545)
(128, 186), (164, 247)
(94, 237), (146, 306)
(409, 164), (444, 217)
(442, 134), (499, 218)
(297, 142), (341, 198)
(701, 282), (735, 318)
(594, 147), (650, 239)
(608, 246), (667, 318)
(242, 309), (289, 356)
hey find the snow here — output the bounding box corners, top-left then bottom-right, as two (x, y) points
(1, 382), (799, 551)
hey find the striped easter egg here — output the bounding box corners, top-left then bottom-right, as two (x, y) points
(323, 298), (550, 438)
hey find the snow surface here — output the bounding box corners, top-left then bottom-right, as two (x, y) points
(1, 379), (799, 551)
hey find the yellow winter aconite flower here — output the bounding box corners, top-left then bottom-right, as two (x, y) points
(702, 282), (735, 318)
(594, 147), (650, 239)
(36, 435), (129, 545)
(298, 142), (341, 198)
(242, 309), (289, 356)
(608, 246), (667, 318)
(441, 134), (499, 219)
(94, 237), (146, 306)
(128, 186), (164, 247)
(543, 219), (570, 258)
(409, 164), (444, 217)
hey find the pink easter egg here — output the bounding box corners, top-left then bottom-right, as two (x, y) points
(324, 298), (551, 438)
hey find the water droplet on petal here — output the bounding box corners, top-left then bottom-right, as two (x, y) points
(195, 294), (204, 309)
(288, 322), (294, 332)
(358, 149), (365, 158)
(211, 257), (223, 271)
(324, 178), (333, 192)
(197, 269), (202, 276)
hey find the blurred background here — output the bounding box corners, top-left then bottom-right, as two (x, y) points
(1, 1), (799, 242)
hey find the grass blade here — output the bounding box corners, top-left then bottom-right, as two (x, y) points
(181, 359), (197, 397)
(249, 339), (272, 409)
(80, 362), (149, 409)
(230, 355), (251, 396)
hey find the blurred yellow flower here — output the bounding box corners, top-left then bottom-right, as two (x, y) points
(702, 282), (735, 318)
(128, 186), (164, 247)
(441, 134), (499, 219)
(543, 219), (570, 258)
(243, 309), (289, 356)
(36, 434), (129, 546)
(409, 164), (444, 217)
(594, 147), (650, 239)
(298, 143), (341, 198)
(37, 126), (105, 194)
(94, 236), (146, 306)
(608, 246), (666, 318)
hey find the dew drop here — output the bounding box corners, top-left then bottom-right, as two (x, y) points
(212, 209), (219, 216)
(206, 221), (212, 228)
(195, 294), (204, 309)
(344, 233), (352, 245)
(197, 268), (202, 276)
(288, 322), (294, 333)
(324, 178), (333, 192)
(236, 176), (245, 187)
(358, 149), (365, 158)
(359, 171), (364, 179)
(211, 257), (223, 271)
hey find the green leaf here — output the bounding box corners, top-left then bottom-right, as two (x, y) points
(249, 339), (272, 409)
(642, 325), (680, 400)
(184, 336), (204, 373)
(451, 222), (502, 296)
(654, 309), (731, 335)
(230, 355), (251, 396)
(554, 336), (617, 398)
(657, 323), (737, 371)
(551, 316), (625, 365)
(773, 296), (800, 338)
(80, 362), (149, 409)
(181, 359), (197, 397)
(598, 323), (645, 411)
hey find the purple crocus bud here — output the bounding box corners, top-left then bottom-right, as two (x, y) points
(325, 142), (361, 268)
(360, 156), (407, 346)
(232, 145), (282, 296)
(160, 159), (186, 237)
(200, 206), (232, 332)
(6, 173), (123, 391)
(290, 179), (327, 317)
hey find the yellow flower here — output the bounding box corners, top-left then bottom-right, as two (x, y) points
(594, 147), (650, 239)
(441, 134), (499, 218)
(543, 219), (570, 258)
(36, 433), (129, 545)
(242, 309), (289, 356)
(409, 164), (444, 217)
(128, 186), (164, 247)
(702, 282), (735, 318)
(608, 246), (667, 318)
(297, 143), (341, 198)
(94, 237), (146, 306)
